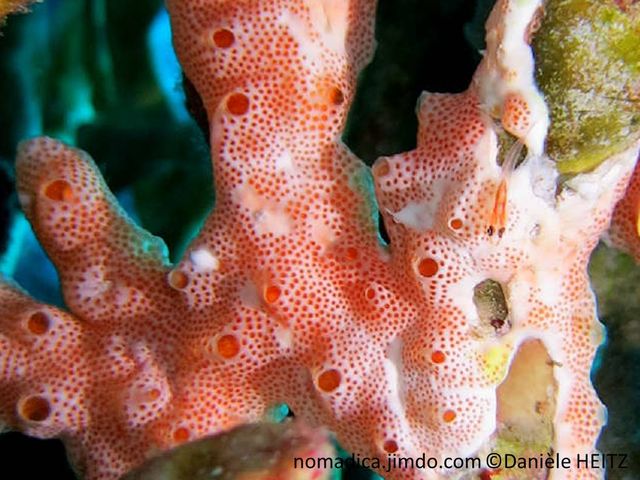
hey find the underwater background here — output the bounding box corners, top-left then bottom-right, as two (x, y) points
(0, 0), (637, 478)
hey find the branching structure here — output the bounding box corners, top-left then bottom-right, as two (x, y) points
(1, 1), (639, 479)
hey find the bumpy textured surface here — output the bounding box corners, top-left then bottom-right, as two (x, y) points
(1, 1), (639, 479)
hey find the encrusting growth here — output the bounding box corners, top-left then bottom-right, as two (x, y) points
(1, 1), (639, 479)
(610, 161), (640, 261)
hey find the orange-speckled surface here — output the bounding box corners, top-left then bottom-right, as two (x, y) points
(0, 0), (37, 23)
(610, 157), (640, 261)
(1, 1), (639, 479)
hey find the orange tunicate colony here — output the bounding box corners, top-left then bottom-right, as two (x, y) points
(0, 1), (638, 479)
(610, 155), (640, 261)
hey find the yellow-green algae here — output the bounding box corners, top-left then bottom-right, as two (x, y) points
(122, 421), (335, 480)
(492, 340), (558, 479)
(533, 0), (640, 174)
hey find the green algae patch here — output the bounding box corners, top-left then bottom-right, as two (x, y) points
(492, 339), (557, 479)
(533, 0), (640, 174)
(473, 279), (510, 335)
(122, 421), (335, 480)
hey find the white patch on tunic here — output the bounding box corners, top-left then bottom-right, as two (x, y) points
(190, 248), (220, 273)
(254, 208), (293, 237)
(275, 326), (293, 350)
(77, 265), (111, 301)
(275, 149), (296, 174)
(239, 280), (261, 310)
(389, 179), (448, 232)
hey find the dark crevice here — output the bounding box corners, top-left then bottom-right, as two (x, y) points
(182, 74), (210, 143)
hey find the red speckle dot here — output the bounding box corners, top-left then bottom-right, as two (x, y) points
(480, 469), (502, 480)
(264, 285), (281, 304)
(213, 29), (235, 48)
(449, 218), (463, 230)
(431, 350), (446, 364)
(173, 427), (190, 442)
(373, 159), (390, 178)
(20, 395), (51, 422)
(168, 270), (189, 289)
(44, 180), (73, 201)
(27, 312), (50, 335)
(383, 439), (398, 453)
(317, 369), (341, 392)
(227, 93), (250, 115)
(443, 410), (456, 423)
(345, 247), (358, 261)
(148, 389), (161, 400)
(217, 334), (240, 359)
(329, 87), (344, 105)
(417, 258), (439, 277)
